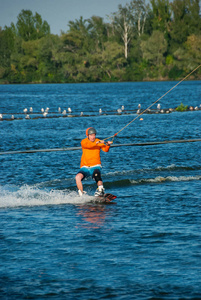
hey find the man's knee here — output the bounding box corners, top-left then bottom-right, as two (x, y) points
(76, 173), (84, 182)
(92, 169), (102, 183)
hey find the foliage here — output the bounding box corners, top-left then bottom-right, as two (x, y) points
(176, 102), (188, 111)
(0, 26), (15, 68)
(141, 30), (167, 65)
(150, 0), (171, 35)
(16, 10), (50, 41)
(0, 0), (201, 83)
(168, 65), (184, 79)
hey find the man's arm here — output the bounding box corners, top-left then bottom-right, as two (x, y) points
(81, 138), (102, 149)
(97, 141), (112, 152)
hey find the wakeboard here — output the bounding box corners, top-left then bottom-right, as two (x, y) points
(93, 193), (117, 204)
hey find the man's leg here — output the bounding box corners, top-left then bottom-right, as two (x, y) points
(97, 180), (103, 187)
(75, 173), (84, 193)
(92, 169), (105, 196)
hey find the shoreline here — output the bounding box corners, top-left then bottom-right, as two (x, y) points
(1, 76), (201, 85)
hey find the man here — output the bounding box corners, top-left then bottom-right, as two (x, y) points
(76, 127), (112, 197)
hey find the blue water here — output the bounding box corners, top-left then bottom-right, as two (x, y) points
(0, 81), (201, 299)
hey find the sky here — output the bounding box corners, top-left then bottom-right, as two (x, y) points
(1, 0), (129, 35)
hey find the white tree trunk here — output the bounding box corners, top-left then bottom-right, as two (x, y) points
(123, 20), (129, 59)
(138, 11), (142, 36)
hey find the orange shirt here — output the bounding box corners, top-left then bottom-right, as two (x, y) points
(80, 138), (110, 168)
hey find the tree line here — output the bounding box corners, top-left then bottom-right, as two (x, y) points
(0, 0), (201, 84)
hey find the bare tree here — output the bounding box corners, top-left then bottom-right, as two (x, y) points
(109, 4), (134, 59)
(109, 1), (150, 59)
(130, 0), (150, 36)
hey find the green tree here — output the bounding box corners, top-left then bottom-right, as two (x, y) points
(0, 26), (15, 68)
(91, 41), (125, 80)
(38, 34), (63, 82)
(87, 16), (108, 50)
(34, 12), (50, 38)
(169, 0), (190, 46)
(170, 0), (201, 49)
(183, 34), (201, 77)
(186, 35), (201, 62)
(141, 30), (167, 65)
(68, 16), (92, 54)
(20, 39), (40, 81)
(150, 0), (171, 35)
(16, 10), (50, 41)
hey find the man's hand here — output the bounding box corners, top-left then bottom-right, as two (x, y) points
(96, 140), (105, 144)
(106, 141), (113, 145)
(96, 140), (113, 145)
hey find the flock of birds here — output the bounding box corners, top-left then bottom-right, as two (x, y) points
(0, 104), (201, 121)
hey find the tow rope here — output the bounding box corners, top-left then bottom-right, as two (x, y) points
(0, 139), (201, 155)
(103, 64), (201, 142)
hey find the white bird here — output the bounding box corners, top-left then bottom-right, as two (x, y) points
(138, 104), (141, 109)
(11, 115), (15, 120)
(99, 108), (102, 114)
(58, 107), (61, 113)
(117, 108), (122, 114)
(80, 112), (83, 116)
(41, 108), (44, 113)
(29, 107), (33, 113)
(195, 106), (199, 111)
(160, 109), (164, 113)
(137, 109), (141, 114)
(68, 107), (72, 113)
(43, 112), (48, 117)
(25, 114), (30, 119)
(23, 108), (28, 114)
(62, 110), (67, 115)
(0, 114), (3, 119)
(45, 107), (49, 113)
(121, 105), (125, 111)
(157, 104), (161, 110)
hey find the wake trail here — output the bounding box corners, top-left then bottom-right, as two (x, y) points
(0, 185), (94, 209)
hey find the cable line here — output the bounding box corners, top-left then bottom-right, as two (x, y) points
(104, 64), (201, 142)
(0, 139), (201, 156)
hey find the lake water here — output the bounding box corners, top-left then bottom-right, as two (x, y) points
(0, 81), (201, 299)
